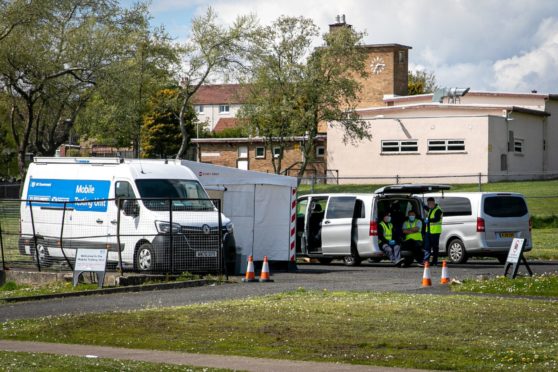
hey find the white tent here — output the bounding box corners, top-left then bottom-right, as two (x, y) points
(181, 161), (298, 272)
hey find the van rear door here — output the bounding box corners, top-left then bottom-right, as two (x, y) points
(482, 194), (530, 248)
(321, 196), (356, 255)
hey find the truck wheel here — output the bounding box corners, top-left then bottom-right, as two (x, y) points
(318, 258), (333, 265)
(448, 239), (468, 264)
(32, 240), (51, 268)
(136, 243), (156, 272)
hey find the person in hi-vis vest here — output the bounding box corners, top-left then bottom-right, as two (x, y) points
(423, 197), (443, 266)
(402, 210), (423, 265)
(378, 213), (404, 267)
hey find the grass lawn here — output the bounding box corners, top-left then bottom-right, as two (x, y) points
(1, 290), (557, 371)
(528, 227), (558, 260)
(451, 274), (558, 297)
(0, 351), (229, 371)
(0, 281), (100, 300)
(298, 179), (558, 218)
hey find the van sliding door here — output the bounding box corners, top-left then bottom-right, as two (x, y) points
(321, 196), (356, 255)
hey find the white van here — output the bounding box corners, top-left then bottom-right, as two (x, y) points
(296, 184), (450, 266)
(423, 192), (532, 264)
(18, 157), (235, 272)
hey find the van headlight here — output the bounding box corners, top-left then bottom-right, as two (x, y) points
(155, 221), (181, 234)
(226, 222), (234, 234)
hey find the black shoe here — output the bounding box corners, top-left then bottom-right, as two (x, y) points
(395, 258), (405, 267)
(417, 262), (424, 267)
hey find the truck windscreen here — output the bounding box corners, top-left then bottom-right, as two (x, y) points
(135, 179), (214, 211)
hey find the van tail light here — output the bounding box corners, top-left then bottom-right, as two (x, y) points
(476, 217), (485, 233)
(369, 221), (378, 236)
(529, 217), (532, 232)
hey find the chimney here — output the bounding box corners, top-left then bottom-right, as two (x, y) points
(329, 14), (352, 32)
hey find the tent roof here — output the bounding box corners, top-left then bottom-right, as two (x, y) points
(181, 160), (297, 188)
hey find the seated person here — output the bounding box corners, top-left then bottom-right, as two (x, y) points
(308, 203), (324, 248)
(378, 213), (404, 266)
(402, 210), (423, 264)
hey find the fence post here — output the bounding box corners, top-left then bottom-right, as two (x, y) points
(478, 173), (482, 192)
(29, 200), (41, 272)
(59, 201), (73, 270)
(396, 174), (400, 184)
(116, 199), (123, 276)
(169, 198), (174, 274)
(0, 222), (6, 271)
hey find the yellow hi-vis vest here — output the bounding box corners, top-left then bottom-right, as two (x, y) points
(427, 205), (443, 234)
(404, 220), (423, 241)
(379, 221), (393, 241)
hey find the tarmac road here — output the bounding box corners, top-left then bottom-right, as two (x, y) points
(1, 260), (557, 322)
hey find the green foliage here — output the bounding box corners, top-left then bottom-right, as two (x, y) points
(2, 291), (558, 370)
(408, 69), (438, 95)
(206, 126), (247, 138)
(0, 281), (18, 291)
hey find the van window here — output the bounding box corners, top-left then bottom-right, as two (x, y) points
(115, 181), (136, 200)
(135, 179), (213, 211)
(326, 197), (355, 219)
(437, 197), (472, 217)
(354, 199), (365, 219)
(484, 196), (528, 217)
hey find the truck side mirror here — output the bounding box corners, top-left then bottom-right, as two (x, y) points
(121, 199), (140, 217)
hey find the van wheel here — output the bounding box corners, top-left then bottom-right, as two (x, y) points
(32, 240), (51, 268)
(136, 243), (156, 272)
(318, 258), (333, 265)
(343, 247), (362, 266)
(448, 239), (468, 264)
(497, 255), (507, 265)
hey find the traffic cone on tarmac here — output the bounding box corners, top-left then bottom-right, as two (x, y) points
(259, 256), (274, 282)
(440, 260), (450, 284)
(242, 255), (258, 282)
(422, 261), (432, 287)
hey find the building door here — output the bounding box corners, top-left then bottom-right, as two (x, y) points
(237, 160), (248, 170)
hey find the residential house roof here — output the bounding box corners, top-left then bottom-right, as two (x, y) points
(213, 118), (239, 133)
(191, 84), (247, 105)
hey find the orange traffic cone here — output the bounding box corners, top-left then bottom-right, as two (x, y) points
(440, 260), (450, 284)
(259, 256), (274, 282)
(422, 261), (432, 287)
(242, 255), (258, 282)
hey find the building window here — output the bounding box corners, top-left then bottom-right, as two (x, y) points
(273, 147), (281, 158)
(501, 154), (508, 171)
(428, 139), (465, 152)
(398, 50), (405, 64)
(316, 146), (325, 157)
(514, 139), (524, 153)
(238, 146), (248, 159)
(381, 140), (418, 154)
(219, 105), (230, 114)
(196, 105), (204, 114)
(255, 146), (265, 159)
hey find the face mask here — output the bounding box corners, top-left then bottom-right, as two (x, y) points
(409, 216), (415, 222)
(385, 217), (391, 223)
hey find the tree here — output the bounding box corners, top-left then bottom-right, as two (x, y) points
(0, 0), (149, 180)
(141, 88), (194, 158)
(239, 17), (370, 179)
(174, 7), (257, 159)
(408, 70), (438, 95)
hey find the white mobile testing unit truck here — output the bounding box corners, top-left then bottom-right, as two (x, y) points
(19, 157), (235, 272)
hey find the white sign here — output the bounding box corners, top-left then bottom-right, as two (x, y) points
(506, 238), (525, 264)
(75, 249), (108, 272)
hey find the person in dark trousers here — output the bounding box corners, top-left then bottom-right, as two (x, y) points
(379, 213), (404, 266)
(423, 197), (443, 266)
(402, 210), (423, 265)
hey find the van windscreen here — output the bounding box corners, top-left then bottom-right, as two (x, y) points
(483, 196), (528, 217)
(135, 179), (214, 211)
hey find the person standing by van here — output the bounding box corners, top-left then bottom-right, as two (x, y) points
(379, 213), (404, 266)
(402, 210), (423, 264)
(424, 197), (443, 266)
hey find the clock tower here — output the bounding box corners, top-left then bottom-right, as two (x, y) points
(329, 17), (411, 108)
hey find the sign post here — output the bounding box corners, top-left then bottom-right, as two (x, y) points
(503, 238), (533, 279)
(73, 248), (108, 288)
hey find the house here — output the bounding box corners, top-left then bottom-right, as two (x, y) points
(191, 84), (246, 132)
(327, 91), (558, 183)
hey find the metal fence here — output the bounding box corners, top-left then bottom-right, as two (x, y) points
(0, 198), (231, 276)
(0, 183), (19, 199)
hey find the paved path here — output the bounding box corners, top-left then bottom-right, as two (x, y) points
(0, 261), (556, 322)
(0, 340), (434, 372)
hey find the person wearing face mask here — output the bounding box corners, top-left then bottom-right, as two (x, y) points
(378, 213), (404, 266)
(402, 210), (423, 266)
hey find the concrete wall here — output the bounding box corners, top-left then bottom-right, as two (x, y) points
(327, 115), (490, 184)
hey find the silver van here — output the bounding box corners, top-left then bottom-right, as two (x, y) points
(423, 192), (532, 264)
(296, 184), (450, 266)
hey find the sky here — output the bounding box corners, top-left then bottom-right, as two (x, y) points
(122, 0), (558, 93)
